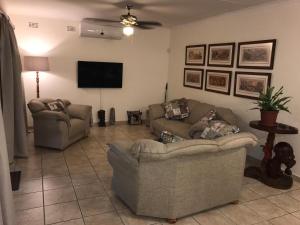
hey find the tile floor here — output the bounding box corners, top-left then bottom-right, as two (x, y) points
(13, 124), (300, 225)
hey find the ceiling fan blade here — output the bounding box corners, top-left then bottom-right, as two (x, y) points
(135, 24), (155, 30)
(137, 21), (162, 26)
(83, 18), (120, 23)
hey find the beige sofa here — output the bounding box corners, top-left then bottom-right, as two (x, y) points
(108, 133), (257, 222)
(149, 99), (239, 139)
(28, 98), (92, 150)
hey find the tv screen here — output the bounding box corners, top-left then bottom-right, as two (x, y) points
(77, 61), (123, 88)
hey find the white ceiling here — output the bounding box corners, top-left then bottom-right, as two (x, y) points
(3, 0), (278, 27)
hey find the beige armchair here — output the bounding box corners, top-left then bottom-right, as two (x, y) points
(27, 98), (92, 150)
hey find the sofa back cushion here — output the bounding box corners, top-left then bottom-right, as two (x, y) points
(215, 107), (238, 125)
(130, 139), (166, 159)
(184, 100), (215, 124)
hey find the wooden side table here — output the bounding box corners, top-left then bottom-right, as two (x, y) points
(245, 120), (298, 189)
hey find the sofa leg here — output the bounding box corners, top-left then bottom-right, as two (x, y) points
(231, 200), (239, 205)
(166, 218), (177, 224)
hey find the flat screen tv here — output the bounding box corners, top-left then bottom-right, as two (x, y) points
(77, 61), (123, 88)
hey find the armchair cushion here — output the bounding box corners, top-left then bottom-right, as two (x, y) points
(68, 104), (92, 120)
(32, 110), (71, 127)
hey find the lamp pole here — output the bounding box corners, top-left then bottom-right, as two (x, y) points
(36, 71), (40, 98)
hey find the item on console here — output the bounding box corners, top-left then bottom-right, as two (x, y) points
(109, 108), (116, 125)
(127, 110), (142, 125)
(98, 110), (106, 127)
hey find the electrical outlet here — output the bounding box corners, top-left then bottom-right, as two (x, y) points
(29, 22), (39, 28)
(67, 26), (76, 32)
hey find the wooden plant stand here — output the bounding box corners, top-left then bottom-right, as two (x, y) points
(245, 120), (298, 189)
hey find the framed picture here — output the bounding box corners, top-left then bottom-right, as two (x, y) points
(205, 70), (232, 95)
(185, 45), (206, 66)
(208, 42), (235, 67)
(237, 39), (276, 69)
(183, 68), (204, 89)
(234, 72), (272, 100)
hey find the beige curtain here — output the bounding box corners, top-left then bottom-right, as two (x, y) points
(0, 100), (15, 225)
(0, 13), (27, 161)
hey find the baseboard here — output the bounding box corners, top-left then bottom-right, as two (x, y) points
(93, 120), (147, 127)
(246, 155), (300, 182)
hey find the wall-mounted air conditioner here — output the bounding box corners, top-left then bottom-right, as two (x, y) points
(80, 20), (123, 40)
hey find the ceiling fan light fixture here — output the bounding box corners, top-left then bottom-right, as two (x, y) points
(123, 26), (134, 36)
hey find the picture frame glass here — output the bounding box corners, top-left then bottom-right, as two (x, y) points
(184, 69), (203, 89)
(235, 74), (269, 99)
(209, 46), (233, 65)
(186, 46), (205, 65)
(239, 43), (273, 67)
(205, 70), (231, 95)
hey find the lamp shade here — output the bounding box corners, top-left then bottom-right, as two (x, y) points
(23, 56), (49, 72)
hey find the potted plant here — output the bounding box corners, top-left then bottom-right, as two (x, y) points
(252, 86), (291, 127)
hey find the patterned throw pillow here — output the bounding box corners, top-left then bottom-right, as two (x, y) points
(163, 98), (190, 120)
(196, 120), (240, 140)
(46, 99), (67, 111)
(160, 131), (185, 144)
(188, 110), (216, 138)
(46, 101), (62, 111)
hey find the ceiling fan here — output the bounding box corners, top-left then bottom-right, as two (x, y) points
(83, 4), (162, 36)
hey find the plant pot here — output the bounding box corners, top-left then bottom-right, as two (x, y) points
(260, 110), (279, 127)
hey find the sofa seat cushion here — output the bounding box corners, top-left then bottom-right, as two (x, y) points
(69, 118), (86, 138)
(151, 118), (191, 139)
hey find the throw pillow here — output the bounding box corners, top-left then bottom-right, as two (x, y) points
(188, 110), (216, 138)
(197, 120), (240, 140)
(45, 99), (67, 112)
(46, 101), (62, 111)
(163, 98), (190, 120)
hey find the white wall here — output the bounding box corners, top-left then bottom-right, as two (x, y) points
(168, 0), (300, 176)
(11, 15), (170, 124)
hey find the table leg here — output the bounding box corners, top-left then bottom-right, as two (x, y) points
(262, 132), (275, 164)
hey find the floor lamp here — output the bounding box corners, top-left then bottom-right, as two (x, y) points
(23, 56), (49, 98)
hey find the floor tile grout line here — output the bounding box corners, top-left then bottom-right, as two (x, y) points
(49, 218), (82, 225)
(216, 205), (249, 225)
(191, 216), (202, 225)
(243, 197), (290, 215)
(62, 147), (87, 225)
(79, 134), (127, 225)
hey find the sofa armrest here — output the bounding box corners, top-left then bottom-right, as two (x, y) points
(68, 104), (92, 121)
(33, 110), (69, 121)
(216, 132), (258, 151)
(108, 140), (138, 168)
(149, 103), (165, 121)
